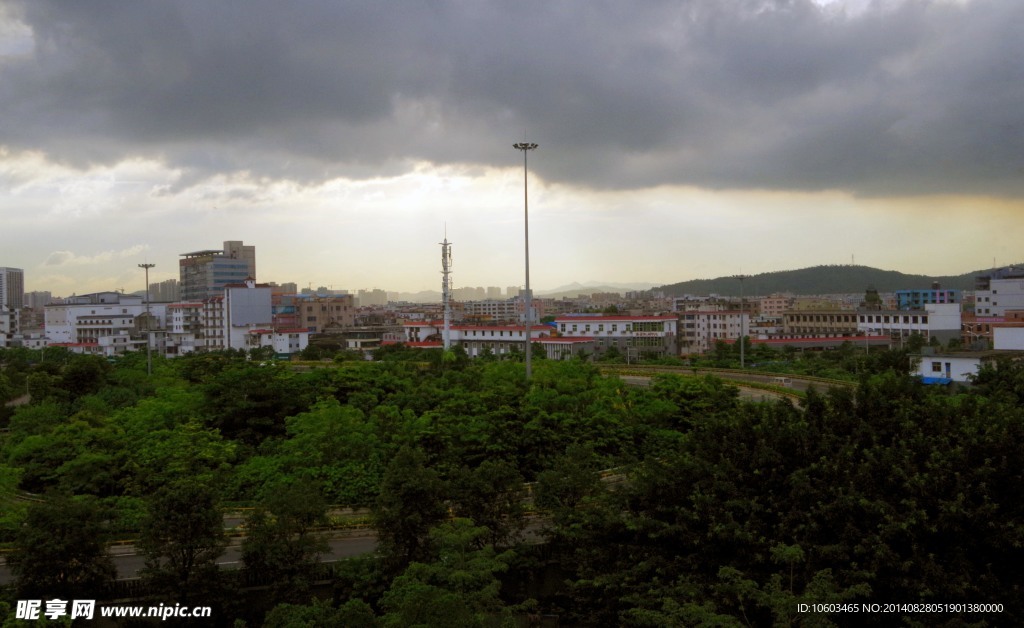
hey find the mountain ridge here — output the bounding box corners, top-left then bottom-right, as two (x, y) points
(656, 264), (1018, 297)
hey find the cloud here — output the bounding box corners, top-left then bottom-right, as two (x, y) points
(0, 0), (1021, 198)
(43, 245), (148, 267)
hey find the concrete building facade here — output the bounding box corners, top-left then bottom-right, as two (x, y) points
(0, 267), (24, 310)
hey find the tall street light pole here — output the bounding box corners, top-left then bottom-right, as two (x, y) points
(514, 142), (538, 382)
(735, 274), (747, 369)
(138, 263), (155, 376)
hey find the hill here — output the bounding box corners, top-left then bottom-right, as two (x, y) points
(656, 264), (1010, 297)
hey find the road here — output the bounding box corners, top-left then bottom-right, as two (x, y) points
(0, 531), (379, 585)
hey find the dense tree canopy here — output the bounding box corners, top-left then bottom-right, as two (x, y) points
(1, 347), (1020, 626)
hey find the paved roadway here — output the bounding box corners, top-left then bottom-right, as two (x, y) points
(0, 531), (379, 585)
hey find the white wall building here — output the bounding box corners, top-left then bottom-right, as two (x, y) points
(554, 314), (678, 359)
(223, 280), (273, 350)
(246, 328), (310, 354)
(856, 303), (962, 344)
(400, 321), (551, 357)
(678, 310), (744, 354)
(44, 292), (165, 356)
(975, 274), (1024, 317)
(993, 327), (1024, 351)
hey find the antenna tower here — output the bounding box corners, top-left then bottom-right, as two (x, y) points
(441, 235), (453, 350)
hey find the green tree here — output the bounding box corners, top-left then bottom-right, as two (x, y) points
(373, 446), (448, 572)
(139, 481), (227, 604)
(379, 519), (514, 628)
(241, 479), (330, 603)
(6, 495), (116, 599)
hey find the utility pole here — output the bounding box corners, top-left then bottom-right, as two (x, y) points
(138, 263), (155, 376)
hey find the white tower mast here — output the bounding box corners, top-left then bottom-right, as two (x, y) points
(441, 234), (453, 350)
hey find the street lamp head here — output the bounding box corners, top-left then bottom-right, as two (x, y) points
(513, 142), (538, 151)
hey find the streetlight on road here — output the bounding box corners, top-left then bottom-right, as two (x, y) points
(734, 274), (748, 369)
(138, 263), (155, 376)
(514, 142), (538, 382)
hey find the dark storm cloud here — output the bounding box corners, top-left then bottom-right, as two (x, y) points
(2, 0), (1022, 196)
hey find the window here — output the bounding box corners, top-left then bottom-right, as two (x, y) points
(931, 362), (942, 373)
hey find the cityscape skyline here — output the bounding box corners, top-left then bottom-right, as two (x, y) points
(2, 1), (1023, 296)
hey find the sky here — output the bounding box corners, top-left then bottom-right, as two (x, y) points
(1, 0), (1023, 297)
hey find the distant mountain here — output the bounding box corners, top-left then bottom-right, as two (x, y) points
(656, 264), (1015, 297)
(538, 282), (656, 299)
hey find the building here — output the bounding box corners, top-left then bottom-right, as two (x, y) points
(24, 291), (52, 310)
(783, 310), (859, 337)
(164, 303), (204, 356)
(246, 328), (310, 355)
(222, 279), (273, 350)
(678, 310), (744, 354)
(912, 351), (1021, 384)
(399, 321), (551, 358)
(0, 307), (18, 347)
(974, 267), (1024, 317)
(357, 289), (388, 307)
(856, 303), (962, 344)
(295, 294), (355, 333)
(149, 279), (180, 302)
(179, 241), (257, 301)
(554, 314), (678, 360)
(0, 267), (24, 310)
(43, 291), (161, 356)
(895, 285), (961, 310)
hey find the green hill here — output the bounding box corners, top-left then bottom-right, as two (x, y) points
(656, 264), (1011, 297)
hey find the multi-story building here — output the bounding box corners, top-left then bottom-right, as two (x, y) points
(24, 291), (52, 310)
(0, 267), (24, 310)
(758, 294), (794, 319)
(295, 293), (356, 333)
(165, 302), (204, 356)
(0, 307), (18, 347)
(461, 297), (546, 324)
(856, 303), (962, 344)
(44, 291), (163, 356)
(783, 310), (859, 337)
(895, 286), (961, 310)
(974, 268), (1024, 317)
(245, 328), (310, 354)
(357, 289), (388, 307)
(399, 321), (551, 358)
(149, 279), (180, 302)
(223, 279), (273, 350)
(179, 240), (256, 301)
(554, 314), (678, 360)
(678, 310), (744, 354)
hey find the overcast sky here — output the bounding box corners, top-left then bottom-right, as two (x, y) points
(2, 0), (1022, 296)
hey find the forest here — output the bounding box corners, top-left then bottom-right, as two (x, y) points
(0, 344), (1021, 626)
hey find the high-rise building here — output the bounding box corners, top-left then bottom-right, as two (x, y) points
(149, 279), (180, 302)
(179, 241), (257, 301)
(0, 267), (25, 310)
(24, 291), (53, 310)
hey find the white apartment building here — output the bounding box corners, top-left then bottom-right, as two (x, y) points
(246, 328), (310, 354)
(679, 310), (745, 354)
(400, 321), (551, 357)
(223, 280), (273, 350)
(554, 314), (678, 359)
(0, 307), (18, 347)
(974, 271), (1024, 317)
(44, 292), (165, 356)
(856, 303), (962, 344)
